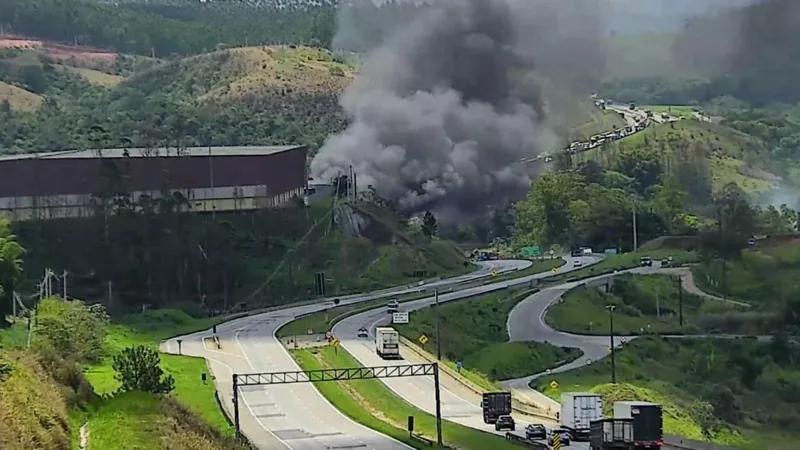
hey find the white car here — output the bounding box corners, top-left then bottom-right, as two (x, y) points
(387, 299), (399, 313)
(573, 259), (583, 267)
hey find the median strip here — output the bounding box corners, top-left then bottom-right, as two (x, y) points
(291, 346), (526, 450)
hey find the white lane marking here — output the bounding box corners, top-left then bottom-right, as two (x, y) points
(202, 354), (295, 450)
(234, 328), (297, 450)
(269, 320), (416, 450)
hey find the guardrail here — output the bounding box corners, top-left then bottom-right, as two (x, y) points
(504, 432), (548, 448)
(398, 335), (557, 421)
(411, 433), (434, 446)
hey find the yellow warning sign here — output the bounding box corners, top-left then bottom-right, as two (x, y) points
(491, 270), (498, 277)
(419, 335), (429, 345)
(553, 432), (562, 450)
(551, 267), (560, 274)
(549, 380), (559, 390)
(332, 338), (341, 347)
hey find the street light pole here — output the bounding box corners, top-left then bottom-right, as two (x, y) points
(632, 201), (638, 252)
(435, 288), (441, 360)
(606, 304), (617, 384)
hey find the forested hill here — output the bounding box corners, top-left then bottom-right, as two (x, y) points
(0, 0), (435, 57)
(0, 0), (337, 56)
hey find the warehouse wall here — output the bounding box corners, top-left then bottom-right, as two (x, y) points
(0, 184), (304, 221)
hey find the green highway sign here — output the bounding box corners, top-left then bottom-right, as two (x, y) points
(522, 246), (541, 258)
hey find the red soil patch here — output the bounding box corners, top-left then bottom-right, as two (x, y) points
(0, 36), (117, 64)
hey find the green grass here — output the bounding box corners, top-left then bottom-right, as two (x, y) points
(543, 249), (698, 285)
(293, 346), (523, 450)
(531, 336), (800, 448)
(88, 391), (246, 450)
(396, 288), (581, 382)
(546, 274), (740, 335)
(490, 257), (564, 283)
(83, 309), (234, 436)
(276, 291), (430, 338)
(691, 243), (800, 307)
(644, 105), (697, 120)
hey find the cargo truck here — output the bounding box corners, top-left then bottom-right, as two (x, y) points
(481, 392), (512, 424)
(375, 327), (401, 360)
(561, 393), (603, 441)
(590, 418), (634, 450)
(613, 401), (663, 449)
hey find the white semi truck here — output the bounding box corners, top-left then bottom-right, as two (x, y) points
(375, 327), (401, 360)
(561, 392), (604, 441)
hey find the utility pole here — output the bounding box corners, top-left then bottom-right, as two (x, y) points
(435, 288), (441, 361)
(632, 201), (638, 252)
(607, 304), (617, 384)
(679, 284), (684, 327)
(62, 270), (68, 300)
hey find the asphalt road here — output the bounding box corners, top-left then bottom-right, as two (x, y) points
(501, 262), (756, 450)
(163, 259), (530, 450)
(332, 255), (602, 450)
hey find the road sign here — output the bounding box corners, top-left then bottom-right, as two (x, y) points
(549, 380), (559, 390)
(551, 267), (560, 274)
(419, 335), (429, 345)
(491, 270), (498, 277)
(522, 246), (541, 258)
(314, 272), (326, 296)
(393, 312), (409, 324)
(332, 338), (341, 347)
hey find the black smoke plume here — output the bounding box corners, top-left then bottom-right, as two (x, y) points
(311, 0), (604, 222)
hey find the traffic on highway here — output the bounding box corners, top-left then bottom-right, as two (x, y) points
(165, 252), (704, 450)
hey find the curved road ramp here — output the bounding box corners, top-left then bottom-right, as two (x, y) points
(164, 257), (737, 450)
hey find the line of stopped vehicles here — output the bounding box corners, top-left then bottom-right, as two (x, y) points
(359, 300), (665, 450)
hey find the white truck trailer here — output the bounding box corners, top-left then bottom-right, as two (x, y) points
(375, 327), (401, 360)
(561, 392), (604, 441)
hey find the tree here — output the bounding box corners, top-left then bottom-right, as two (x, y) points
(0, 219), (25, 328)
(421, 211), (438, 238)
(35, 298), (110, 363)
(689, 400), (723, 441)
(113, 345), (175, 394)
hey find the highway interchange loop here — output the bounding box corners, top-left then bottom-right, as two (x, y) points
(166, 255), (703, 450)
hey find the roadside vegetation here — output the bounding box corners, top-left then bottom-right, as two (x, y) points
(546, 274), (742, 335)
(533, 336), (800, 450)
(396, 288), (581, 383)
(276, 291), (430, 339)
(293, 346), (524, 450)
(0, 296), (244, 450)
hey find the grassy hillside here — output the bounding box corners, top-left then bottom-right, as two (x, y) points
(0, 299), (247, 450)
(533, 336), (800, 449)
(593, 120), (782, 195)
(395, 286), (581, 383)
(0, 80), (43, 111)
(16, 201), (473, 315)
(546, 274), (742, 335)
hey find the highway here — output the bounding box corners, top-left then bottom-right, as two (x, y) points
(332, 255), (601, 450)
(164, 254), (731, 450)
(162, 259), (530, 450)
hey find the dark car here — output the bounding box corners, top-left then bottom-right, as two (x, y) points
(495, 415), (515, 431)
(525, 424), (546, 440)
(357, 327), (369, 338)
